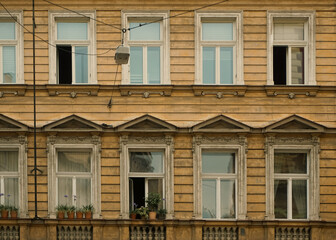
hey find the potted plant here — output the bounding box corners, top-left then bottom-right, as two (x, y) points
(83, 204), (94, 219)
(130, 209), (138, 219)
(1, 205), (9, 219)
(145, 193), (161, 220)
(157, 208), (167, 220)
(56, 204), (68, 219)
(9, 206), (18, 219)
(67, 205), (75, 219)
(137, 206), (148, 220)
(76, 207), (84, 219)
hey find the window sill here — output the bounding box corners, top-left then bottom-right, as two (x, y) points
(192, 85), (247, 98)
(46, 84), (99, 98)
(0, 84), (27, 97)
(119, 85), (173, 98)
(265, 85), (319, 99)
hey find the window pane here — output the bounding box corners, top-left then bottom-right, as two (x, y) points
(58, 177), (73, 206)
(274, 153), (307, 174)
(75, 46), (88, 83)
(76, 178), (91, 208)
(58, 151), (91, 172)
(130, 22), (160, 41)
(130, 152), (163, 173)
(220, 47), (233, 84)
(147, 47), (160, 84)
(292, 180), (307, 219)
(0, 151), (18, 172)
(130, 47), (143, 84)
(274, 23), (304, 41)
(148, 178), (164, 209)
(202, 23), (233, 41)
(202, 179), (216, 218)
(220, 180), (235, 218)
(291, 47), (304, 84)
(0, 22), (15, 40)
(202, 152), (235, 174)
(3, 46), (16, 83)
(274, 180), (287, 219)
(203, 47), (216, 84)
(57, 22), (88, 40)
(4, 178), (18, 208)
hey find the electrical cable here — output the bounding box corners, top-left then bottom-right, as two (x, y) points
(0, 1), (114, 57)
(42, 0), (122, 31)
(128, 0), (229, 30)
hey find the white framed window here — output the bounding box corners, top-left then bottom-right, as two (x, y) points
(195, 12), (243, 85)
(122, 11), (170, 84)
(0, 12), (24, 84)
(201, 151), (237, 219)
(128, 150), (165, 211)
(56, 149), (92, 208)
(266, 138), (320, 220)
(119, 135), (174, 219)
(48, 136), (101, 219)
(273, 151), (309, 219)
(193, 136), (247, 220)
(0, 138), (28, 217)
(49, 11), (97, 84)
(267, 12), (315, 85)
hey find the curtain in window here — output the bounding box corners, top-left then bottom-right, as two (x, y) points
(292, 180), (307, 219)
(4, 178), (18, 207)
(58, 151), (91, 172)
(75, 46), (88, 83)
(76, 178), (91, 208)
(0, 22), (15, 40)
(58, 177), (73, 206)
(0, 151), (18, 172)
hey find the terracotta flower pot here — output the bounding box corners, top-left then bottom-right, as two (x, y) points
(67, 211), (75, 219)
(149, 211), (157, 220)
(130, 213), (137, 219)
(10, 211), (18, 219)
(57, 211), (65, 219)
(76, 211), (83, 219)
(85, 211), (92, 219)
(1, 210), (9, 219)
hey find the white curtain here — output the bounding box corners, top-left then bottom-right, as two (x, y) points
(58, 151), (91, 172)
(292, 180), (307, 219)
(58, 177), (72, 206)
(0, 151), (18, 172)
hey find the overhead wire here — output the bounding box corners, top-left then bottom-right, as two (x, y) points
(0, 1), (114, 56)
(128, 0), (229, 30)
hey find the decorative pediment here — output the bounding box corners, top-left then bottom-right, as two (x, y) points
(263, 115), (325, 133)
(116, 115), (177, 132)
(192, 115), (251, 133)
(0, 114), (28, 132)
(43, 115), (102, 132)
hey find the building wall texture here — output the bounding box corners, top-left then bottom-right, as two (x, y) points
(0, 0), (335, 239)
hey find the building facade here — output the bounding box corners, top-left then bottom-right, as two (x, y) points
(0, 0), (335, 239)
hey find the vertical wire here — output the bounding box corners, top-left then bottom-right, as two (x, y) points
(32, 0), (38, 219)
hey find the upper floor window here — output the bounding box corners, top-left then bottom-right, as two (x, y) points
(0, 12), (23, 84)
(49, 12), (97, 84)
(267, 12), (315, 85)
(122, 12), (170, 84)
(195, 12), (243, 85)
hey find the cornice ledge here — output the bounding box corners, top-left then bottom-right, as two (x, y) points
(119, 85), (173, 98)
(265, 85), (320, 99)
(46, 84), (100, 98)
(192, 85), (247, 98)
(0, 84), (27, 97)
